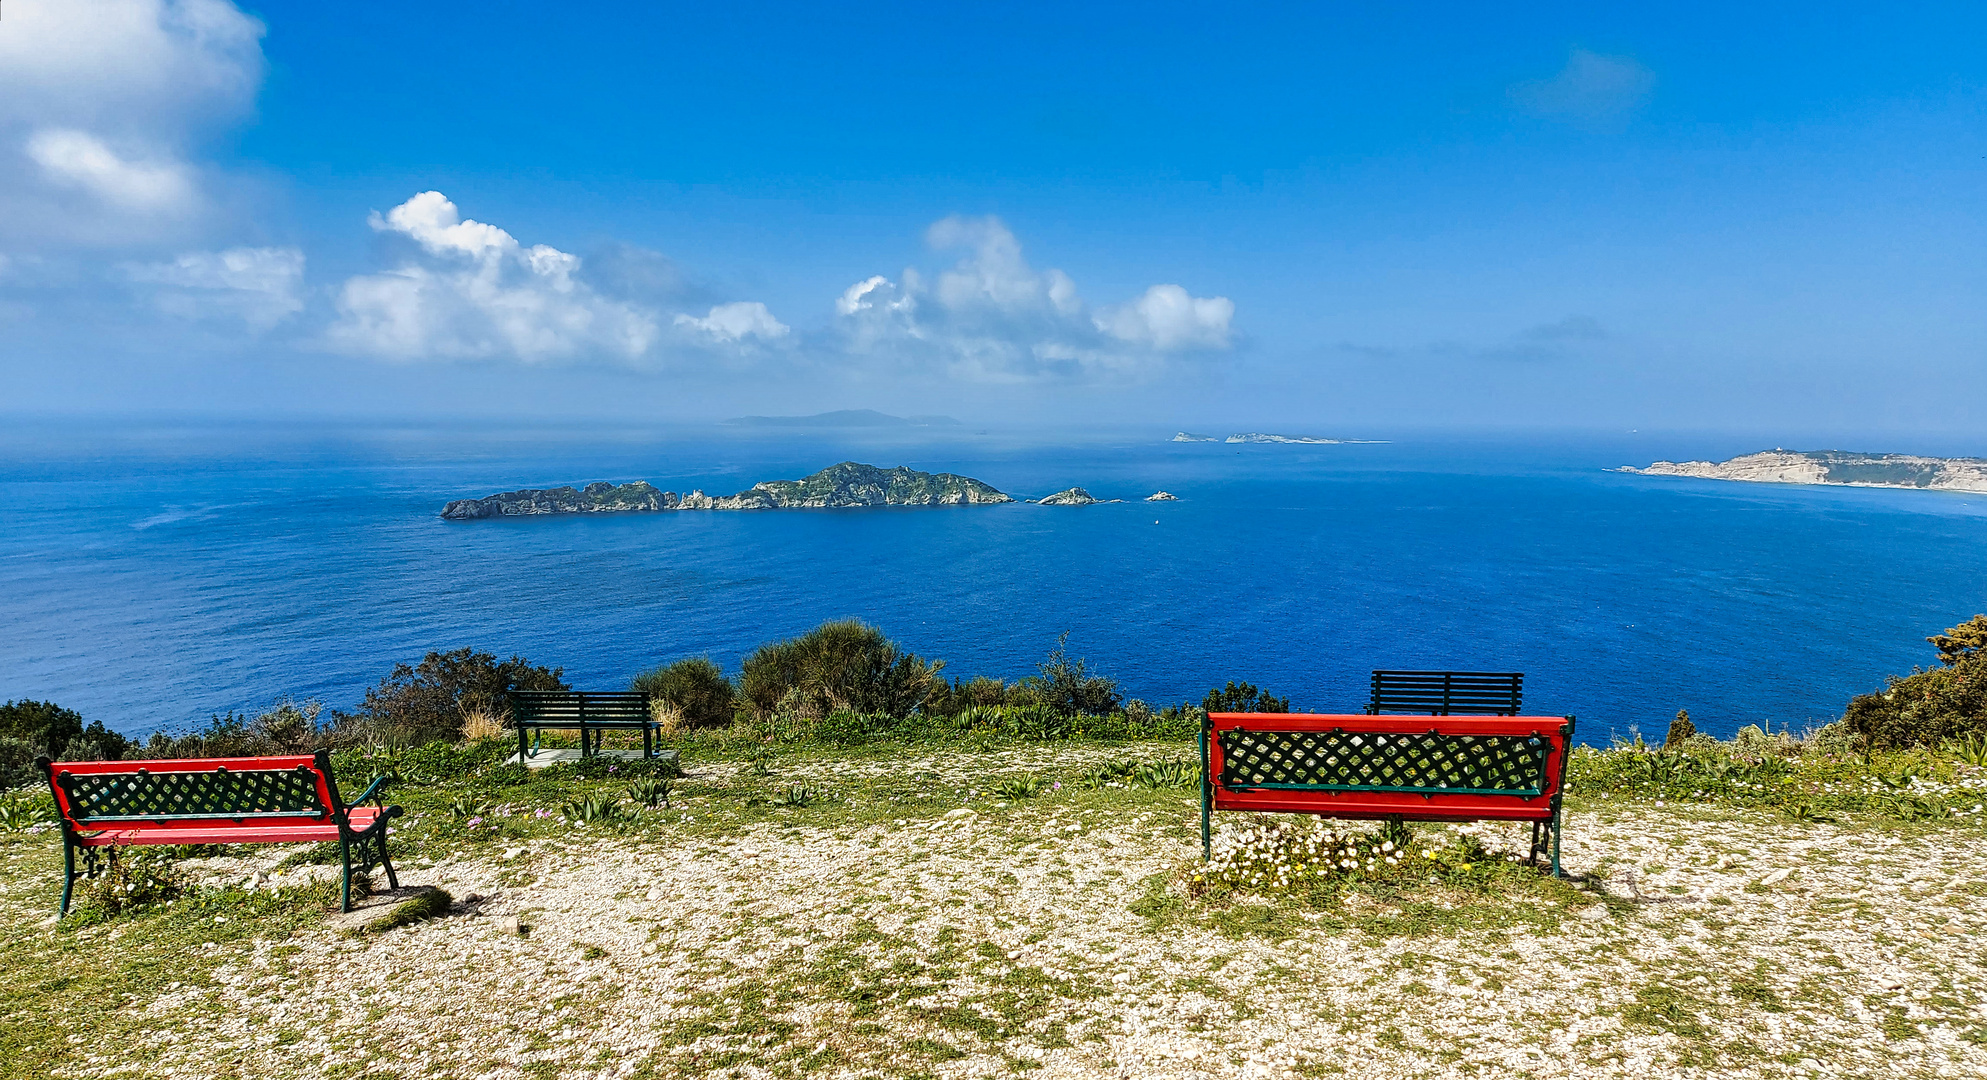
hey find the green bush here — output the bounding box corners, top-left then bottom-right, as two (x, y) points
(144, 700), (338, 759)
(1202, 681), (1290, 714)
(0, 736), (39, 790)
(631, 657), (736, 728)
(739, 620), (943, 719)
(1019, 634), (1122, 718)
(344, 648), (567, 745)
(1842, 617), (1987, 751)
(0, 699), (129, 761)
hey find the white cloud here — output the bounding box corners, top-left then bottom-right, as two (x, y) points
(834, 215), (1234, 380)
(675, 302), (790, 344)
(0, 0), (268, 239)
(1095, 284), (1233, 351)
(331, 191), (671, 363)
(123, 246), (303, 328)
(1513, 48), (1654, 121)
(28, 128), (196, 213)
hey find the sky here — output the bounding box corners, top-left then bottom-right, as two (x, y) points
(1, 0), (1983, 438)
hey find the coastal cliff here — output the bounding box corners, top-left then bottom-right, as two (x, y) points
(1624, 450), (1987, 493)
(442, 462), (1012, 519)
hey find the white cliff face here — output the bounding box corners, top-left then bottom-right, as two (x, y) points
(1635, 452), (1830, 484)
(1627, 451), (1987, 493)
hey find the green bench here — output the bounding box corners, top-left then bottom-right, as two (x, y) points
(512, 690), (664, 762)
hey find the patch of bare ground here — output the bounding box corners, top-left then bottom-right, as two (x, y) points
(8, 751), (1987, 1080)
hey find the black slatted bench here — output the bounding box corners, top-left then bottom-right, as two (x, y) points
(512, 690), (662, 762)
(1368, 670), (1523, 716)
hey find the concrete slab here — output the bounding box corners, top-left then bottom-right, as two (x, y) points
(504, 748), (680, 770)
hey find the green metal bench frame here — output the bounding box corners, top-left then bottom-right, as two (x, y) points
(40, 751), (400, 914)
(512, 690), (662, 762)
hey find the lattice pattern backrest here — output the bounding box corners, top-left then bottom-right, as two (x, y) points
(58, 765), (328, 822)
(1218, 729), (1549, 794)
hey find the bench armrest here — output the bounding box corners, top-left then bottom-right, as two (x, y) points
(350, 774), (393, 809)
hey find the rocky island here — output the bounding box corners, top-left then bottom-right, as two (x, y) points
(1037, 487), (1120, 505)
(1623, 450), (1987, 493)
(441, 462), (1013, 519)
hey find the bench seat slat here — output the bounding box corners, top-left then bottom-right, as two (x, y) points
(71, 807), (392, 846)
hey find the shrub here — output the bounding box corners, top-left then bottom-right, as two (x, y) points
(345, 648), (567, 745)
(1841, 616), (1987, 751)
(739, 621), (943, 719)
(1929, 614), (1987, 666)
(0, 700), (129, 761)
(0, 737), (40, 790)
(1664, 709), (1696, 748)
(1020, 634), (1122, 718)
(144, 699), (338, 759)
(1843, 659), (1987, 751)
(1202, 681), (1290, 714)
(631, 657), (736, 728)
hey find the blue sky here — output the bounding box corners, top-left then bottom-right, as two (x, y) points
(2, 1), (1983, 438)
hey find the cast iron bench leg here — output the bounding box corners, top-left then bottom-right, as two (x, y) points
(60, 833), (76, 915)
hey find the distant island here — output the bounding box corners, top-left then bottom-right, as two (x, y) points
(1172, 431), (1384, 445)
(1621, 450), (1987, 493)
(1036, 487), (1121, 505)
(722, 409), (960, 428)
(442, 462), (1012, 519)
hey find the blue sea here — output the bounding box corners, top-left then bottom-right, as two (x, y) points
(4, 421), (1985, 745)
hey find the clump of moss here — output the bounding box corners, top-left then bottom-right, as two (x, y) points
(362, 888), (452, 934)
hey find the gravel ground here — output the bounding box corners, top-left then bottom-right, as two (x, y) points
(15, 751), (1987, 1080)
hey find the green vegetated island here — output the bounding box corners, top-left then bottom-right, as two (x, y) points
(441, 461), (1013, 519)
(1624, 449), (1987, 493)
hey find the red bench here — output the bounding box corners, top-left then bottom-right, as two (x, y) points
(41, 751), (402, 914)
(1201, 712), (1576, 875)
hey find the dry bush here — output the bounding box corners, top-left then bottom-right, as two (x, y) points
(459, 707), (506, 742)
(649, 699), (686, 736)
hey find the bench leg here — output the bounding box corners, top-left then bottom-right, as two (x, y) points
(518, 723), (529, 765)
(340, 837), (353, 913)
(375, 830), (400, 891)
(59, 833), (76, 915)
(1199, 722), (1212, 861)
(1550, 810), (1564, 878)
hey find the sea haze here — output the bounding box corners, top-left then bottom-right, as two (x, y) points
(4, 421), (1985, 744)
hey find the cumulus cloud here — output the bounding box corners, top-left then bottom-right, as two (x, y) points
(328, 191), (664, 363)
(675, 302), (790, 344)
(0, 0), (268, 239)
(1095, 285), (1234, 351)
(1512, 48), (1654, 121)
(834, 215), (1234, 380)
(123, 245), (303, 328)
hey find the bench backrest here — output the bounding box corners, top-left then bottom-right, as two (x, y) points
(42, 752), (345, 837)
(1204, 713), (1575, 822)
(512, 690), (651, 724)
(1368, 670), (1523, 715)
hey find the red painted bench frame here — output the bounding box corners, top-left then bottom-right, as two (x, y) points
(41, 751), (402, 914)
(1201, 713), (1576, 875)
